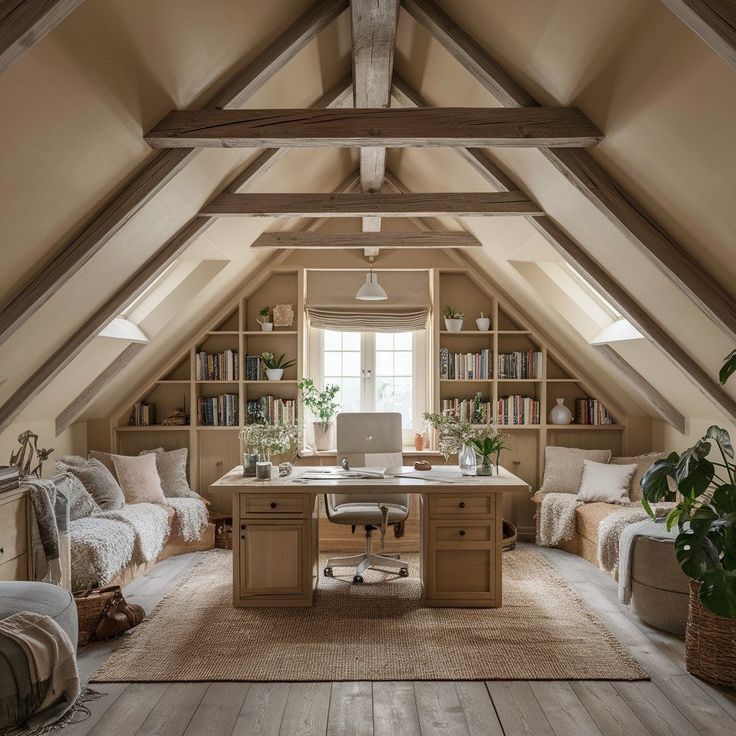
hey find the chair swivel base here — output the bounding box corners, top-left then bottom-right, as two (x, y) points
(323, 526), (410, 583)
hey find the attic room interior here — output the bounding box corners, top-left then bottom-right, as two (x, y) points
(1, 0), (736, 733)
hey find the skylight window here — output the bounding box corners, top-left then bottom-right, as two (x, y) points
(557, 261), (622, 320)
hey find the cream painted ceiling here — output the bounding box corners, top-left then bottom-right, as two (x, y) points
(0, 0), (734, 434)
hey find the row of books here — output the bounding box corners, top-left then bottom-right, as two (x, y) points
(497, 351), (543, 379)
(246, 396), (297, 426)
(195, 350), (239, 381)
(497, 395), (541, 425)
(0, 465), (20, 493)
(439, 348), (492, 380)
(575, 398), (612, 425)
(245, 355), (266, 381)
(197, 394), (239, 426)
(129, 402), (155, 427)
(441, 398), (491, 424)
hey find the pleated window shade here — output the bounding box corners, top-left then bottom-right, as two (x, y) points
(306, 270), (431, 333)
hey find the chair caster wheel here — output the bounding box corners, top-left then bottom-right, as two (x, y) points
(353, 575), (364, 584)
(399, 568), (409, 577)
(323, 567), (333, 577)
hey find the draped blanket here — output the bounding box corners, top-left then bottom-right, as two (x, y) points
(164, 498), (209, 542)
(96, 503), (172, 566)
(535, 492), (580, 547)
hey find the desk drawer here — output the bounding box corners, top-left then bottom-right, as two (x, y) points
(240, 494), (307, 517)
(433, 524), (491, 543)
(0, 495), (28, 564)
(429, 494), (493, 519)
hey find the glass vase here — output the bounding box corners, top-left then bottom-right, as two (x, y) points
(476, 455), (494, 476)
(458, 444), (477, 476)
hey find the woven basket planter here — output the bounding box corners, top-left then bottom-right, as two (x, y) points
(685, 580), (736, 689)
(74, 586), (120, 647)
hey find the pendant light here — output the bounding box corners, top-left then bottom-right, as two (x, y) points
(355, 256), (387, 301)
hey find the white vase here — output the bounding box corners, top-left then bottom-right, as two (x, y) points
(258, 320), (273, 332)
(549, 398), (573, 425)
(265, 368), (283, 381)
(458, 444), (477, 476)
(475, 316), (491, 331)
(444, 317), (464, 332)
(313, 421), (335, 451)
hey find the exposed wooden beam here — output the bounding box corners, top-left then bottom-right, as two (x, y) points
(0, 0), (84, 75)
(145, 107), (602, 148)
(55, 342), (146, 436)
(0, 0), (347, 348)
(0, 79), (352, 433)
(659, 0), (736, 70)
(200, 191), (543, 217)
(250, 231), (482, 249)
(594, 344), (687, 433)
(393, 75), (736, 424)
(351, 0), (400, 195)
(402, 0), (736, 343)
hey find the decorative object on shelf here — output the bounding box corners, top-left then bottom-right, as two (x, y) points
(257, 306), (273, 331)
(0, 465), (20, 493)
(298, 378), (340, 451)
(549, 398), (573, 425)
(242, 451), (260, 477)
(355, 255), (387, 300)
(470, 431), (508, 476)
(413, 460), (432, 471)
(260, 352), (296, 381)
(161, 394), (188, 426)
(9, 430), (54, 478)
(272, 303), (294, 328)
(256, 461), (272, 480)
(414, 432), (424, 451)
(458, 443), (477, 476)
(443, 305), (464, 332)
(475, 312), (491, 331)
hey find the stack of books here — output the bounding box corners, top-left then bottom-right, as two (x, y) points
(441, 398), (492, 423)
(439, 348), (491, 380)
(0, 466), (20, 493)
(245, 355), (264, 381)
(246, 396), (297, 425)
(195, 350), (239, 381)
(197, 394), (239, 426)
(497, 395), (541, 425)
(575, 398), (612, 425)
(129, 402), (155, 426)
(497, 350), (543, 379)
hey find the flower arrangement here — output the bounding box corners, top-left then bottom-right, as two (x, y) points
(240, 423), (299, 461)
(423, 411), (507, 469)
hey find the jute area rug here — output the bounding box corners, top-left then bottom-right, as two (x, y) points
(92, 547), (647, 682)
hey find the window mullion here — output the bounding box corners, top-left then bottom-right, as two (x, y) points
(362, 332), (375, 412)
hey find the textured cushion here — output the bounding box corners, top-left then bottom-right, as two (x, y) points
(540, 446), (612, 494)
(54, 472), (100, 521)
(326, 501), (408, 526)
(575, 503), (621, 544)
(611, 452), (667, 501)
(112, 453), (166, 504)
(69, 517), (136, 590)
(57, 456), (125, 511)
(140, 447), (199, 499)
(88, 450), (117, 478)
(578, 460), (637, 504)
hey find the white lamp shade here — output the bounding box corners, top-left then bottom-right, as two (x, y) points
(355, 272), (388, 301)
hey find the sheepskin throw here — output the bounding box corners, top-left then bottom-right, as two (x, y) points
(535, 492), (580, 547)
(165, 498), (209, 541)
(70, 516), (136, 590)
(97, 503), (171, 565)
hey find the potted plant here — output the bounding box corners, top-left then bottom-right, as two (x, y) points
(261, 352), (295, 381)
(641, 348), (736, 688)
(257, 306), (273, 331)
(471, 431), (508, 476)
(240, 423), (299, 479)
(443, 305), (464, 332)
(298, 379), (340, 451)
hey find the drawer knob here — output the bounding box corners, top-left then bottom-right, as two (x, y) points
(270, 502), (277, 509)
(0, 547), (3, 555)
(240, 524), (246, 530)
(459, 530), (466, 536)
(458, 501), (465, 509)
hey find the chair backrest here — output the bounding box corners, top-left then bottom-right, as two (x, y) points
(330, 412), (407, 508)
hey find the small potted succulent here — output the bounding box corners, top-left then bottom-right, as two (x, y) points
(261, 352), (295, 381)
(298, 378), (340, 451)
(443, 305), (464, 332)
(257, 306), (273, 331)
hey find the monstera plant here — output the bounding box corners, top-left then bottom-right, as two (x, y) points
(641, 349), (736, 618)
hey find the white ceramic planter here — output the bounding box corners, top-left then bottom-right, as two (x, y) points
(475, 316), (491, 331)
(444, 317), (464, 332)
(259, 321), (274, 332)
(266, 368), (284, 381)
(313, 421), (335, 451)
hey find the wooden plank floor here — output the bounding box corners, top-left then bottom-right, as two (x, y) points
(63, 545), (736, 736)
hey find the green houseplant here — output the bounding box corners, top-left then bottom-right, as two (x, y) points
(261, 352), (296, 381)
(257, 306), (273, 331)
(298, 378), (340, 451)
(471, 432), (508, 476)
(443, 305), (464, 332)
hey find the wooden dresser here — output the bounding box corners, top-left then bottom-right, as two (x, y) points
(0, 488), (32, 581)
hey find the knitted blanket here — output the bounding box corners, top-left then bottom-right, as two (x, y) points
(97, 503), (171, 566)
(164, 498), (209, 542)
(535, 492), (580, 547)
(70, 516), (137, 590)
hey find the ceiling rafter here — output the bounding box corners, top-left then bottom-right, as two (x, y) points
(0, 0), (348, 348)
(250, 232), (482, 249)
(391, 75), (736, 426)
(401, 0), (736, 344)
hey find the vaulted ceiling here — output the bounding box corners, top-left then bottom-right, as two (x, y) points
(0, 0), (734, 443)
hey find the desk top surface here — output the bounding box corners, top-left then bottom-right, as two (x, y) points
(211, 465), (531, 494)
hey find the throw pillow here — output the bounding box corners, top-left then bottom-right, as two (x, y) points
(610, 452), (667, 501)
(539, 446), (613, 494)
(578, 460), (638, 504)
(140, 447), (199, 499)
(57, 456), (126, 511)
(54, 471), (100, 521)
(88, 450), (117, 479)
(112, 453), (166, 505)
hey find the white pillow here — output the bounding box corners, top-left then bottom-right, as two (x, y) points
(578, 460), (638, 504)
(540, 446), (613, 494)
(112, 453), (166, 505)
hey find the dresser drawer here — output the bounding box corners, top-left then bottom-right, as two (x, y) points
(433, 524), (491, 543)
(429, 494), (494, 519)
(0, 494), (28, 564)
(240, 494), (307, 517)
(0, 553), (28, 582)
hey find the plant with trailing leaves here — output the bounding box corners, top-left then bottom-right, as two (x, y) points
(297, 378), (340, 429)
(260, 352), (296, 370)
(641, 350), (736, 618)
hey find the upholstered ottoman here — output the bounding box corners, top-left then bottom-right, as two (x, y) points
(629, 536), (689, 636)
(0, 582), (78, 729)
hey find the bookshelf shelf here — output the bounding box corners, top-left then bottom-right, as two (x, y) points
(547, 378), (580, 383)
(439, 330), (493, 335)
(115, 425), (190, 432)
(497, 378), (541, 383)
(207, 330), (239, 335)
(547, 424), (624, 431)
(242, 330), (298, 336)
(244, 380), (299, 385)
(156, 380), (190, 384)
(439, 378), (492, 383)
(195, 426), (240, 430)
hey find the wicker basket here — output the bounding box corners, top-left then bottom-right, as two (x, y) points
(502, 520), (518, 551)
(685, 580), (736, 689)
(211, 513), (233, 550)
(73, 586), (120, 647)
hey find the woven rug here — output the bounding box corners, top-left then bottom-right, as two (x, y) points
(92, 547), (647, 682)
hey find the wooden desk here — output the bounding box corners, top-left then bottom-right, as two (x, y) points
(210, 466), (530, 608)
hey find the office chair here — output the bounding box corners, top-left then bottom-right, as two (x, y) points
(323, 412), (409, 584)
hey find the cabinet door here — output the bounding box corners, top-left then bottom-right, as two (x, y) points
(239, 522), (306, 596)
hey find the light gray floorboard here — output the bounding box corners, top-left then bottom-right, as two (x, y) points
(327, 682), (373, 736)
(485, 682), (555, 736)
(182, 683), (250, 736)
(530, 682), (604, 736)
(613, 681), (700, 736)
(570, 681), (653, 736)
(84, 683), (168, 736)
(233, 683), (291, 736)
(278, 683), (331, 736)
(454, 682), (503, 736)
(136, 682), (209, 736)
(61, 683), (129, 736)
(372, 681), (421, 736)
(413, 682), (471, 736)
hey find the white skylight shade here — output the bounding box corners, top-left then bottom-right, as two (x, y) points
(99, 318), (149, 343)
(355, 272), (388, 301)
(591, 318), (643, 345)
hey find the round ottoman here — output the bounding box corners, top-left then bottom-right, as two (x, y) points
(629, 536), (689, 636)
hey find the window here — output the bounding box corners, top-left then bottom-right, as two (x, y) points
(313, 329), (426, 439)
